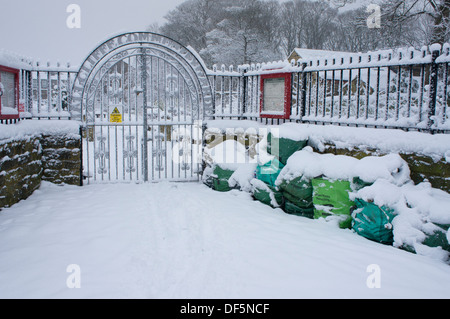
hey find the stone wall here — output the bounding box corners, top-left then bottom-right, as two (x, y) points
(0, 137), (43, 208)
(40, 135), (81, 185)
(203, 126), (450, 194)
(0, 124), (81, 209)
(319, 143), (450, 193)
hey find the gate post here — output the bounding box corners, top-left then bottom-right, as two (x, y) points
(428, 48), (440, 131)
(79, 125), (85, 186)
(141, 48), (149, 182)
(300, 62), (308, 121)
(241, 68), (248, 119)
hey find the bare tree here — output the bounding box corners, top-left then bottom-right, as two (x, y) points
(302, 1), (338, 50)
(279, 1), (306, 56)
(160, 0), (223, 55)
(153, 0), (448, 67)
(146, 22), (160, 33)
(336, 0), (450, 45)
(200, 0), (282, 66)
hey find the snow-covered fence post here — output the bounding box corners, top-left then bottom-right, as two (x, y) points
(26, 70), (32, 114)
(212, 65), (217, 119)
(201, 121), (208, 177)
(241, 66), (248, 118)
(300, 62), (308, 120)
(79, 125), (84, 186)
(428, 45), (441, 131)
(141, 49), (149, 182)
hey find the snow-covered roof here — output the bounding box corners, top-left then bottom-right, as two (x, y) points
(0, 49), (77, 72)
(0, 49), (34, 70)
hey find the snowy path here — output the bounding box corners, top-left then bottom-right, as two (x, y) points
(0, 182), (449, 299)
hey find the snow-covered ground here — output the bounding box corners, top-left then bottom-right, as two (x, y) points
(0, 181), (449, 299)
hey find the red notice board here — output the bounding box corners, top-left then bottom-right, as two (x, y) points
(0, 65), (20, 120)
(260, 73), (291, 119)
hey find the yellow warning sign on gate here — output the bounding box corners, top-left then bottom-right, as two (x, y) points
(110, 107), (122, 123)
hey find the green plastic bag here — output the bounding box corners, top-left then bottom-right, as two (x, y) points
(352, 177), (373, 191)
(352, 199), (396, 245)
(255, 158), (284, 188)
(267, 132), (308, 165)
(213, 178), (232, 192)
(312, 178), (354, 229)
(279, 176), (313, 209)
(253, 183), (284, 208)
(203, 175), (214, 189)
(211, 166), (235, 192)
(422, 223), (450, 252)
(400, 223), (450, 255)
(284, 200), (314, 219)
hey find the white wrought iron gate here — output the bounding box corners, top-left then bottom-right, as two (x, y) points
(71, 32), (213, 183)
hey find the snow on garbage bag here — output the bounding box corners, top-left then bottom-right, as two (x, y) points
(352, 199), (396, 245)
(267, 132), (308, 165)
(202, 165), (215, 189)
(211, 165), (236, 192)
(422, 223), (450, 253)
(284, 200), (314, 219)
(312, 178), (355, 229)
(355, 180), (450, 261)
(278, 176), (313, 211)
(255, 157), (284, 188)
(250, 179), (283, 208)
(228, 163), (258, 193)
(392, 219), (450, 257)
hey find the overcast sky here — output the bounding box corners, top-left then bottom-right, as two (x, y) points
(1, 0), (185, 66)
(1, 0), (369, 68)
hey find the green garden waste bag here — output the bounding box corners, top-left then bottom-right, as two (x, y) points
(255, 158), (284, 188)
(279, 176), (313, 210)
(252, 182), (284, 208)
(312, 178), (354, 229)
(400, 223), (450, 255)
(422, 223), (450, 252)
(267, 132), (308, 165)
(284, 200), (314, 219)
(211, 166), (235, 192)
(352, 177), (373, 191)
(203, 175), (214, 189)
(352, 199), (396, 245)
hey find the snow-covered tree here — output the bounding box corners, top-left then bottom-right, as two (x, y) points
(153, 0), (450, 66)
(335, 0), (450, 45)
(201, 0), (281, 66)
(160, 0), (223, 63)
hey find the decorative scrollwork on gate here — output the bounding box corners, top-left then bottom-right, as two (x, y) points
(123, 135), (138, 173)
(94, 136), (109, 174)
(152, 133), (166, 172)
(71, 32), (213, 122)
(77, 32), (211, 183)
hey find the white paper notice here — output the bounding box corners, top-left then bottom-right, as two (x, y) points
(262, 77), (285, 114)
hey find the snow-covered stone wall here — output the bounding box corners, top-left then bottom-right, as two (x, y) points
(0, 121), (81, 209)
(205, 121), (450, 193)
(0, 137), (42, 208)
(319, 143), (449, 193)
(40, 134), (81, 185)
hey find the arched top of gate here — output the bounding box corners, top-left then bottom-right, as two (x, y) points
(71, 32), (212, 121)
